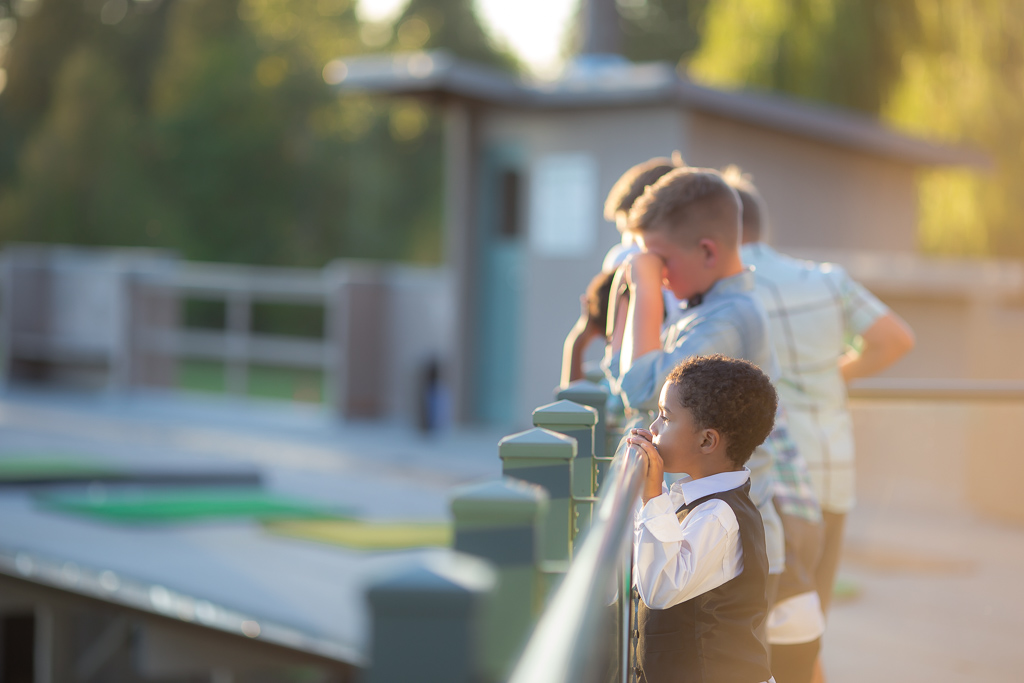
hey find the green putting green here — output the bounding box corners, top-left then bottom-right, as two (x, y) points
(833, 576), (862, 602)
(265, 519), (453, 550)
(0, 456), (119, 482)
(38, 489), (350, 524)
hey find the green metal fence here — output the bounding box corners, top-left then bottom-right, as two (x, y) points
(362, 378), (646, 682)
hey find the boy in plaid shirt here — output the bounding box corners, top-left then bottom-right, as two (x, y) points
(727, 167), (914, 683)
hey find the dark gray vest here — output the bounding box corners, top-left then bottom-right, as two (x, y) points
(634, 481), (771, 683)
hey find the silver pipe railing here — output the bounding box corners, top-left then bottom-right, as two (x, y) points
(507, 444), (645, 683)
(848, 377), (1024, 401)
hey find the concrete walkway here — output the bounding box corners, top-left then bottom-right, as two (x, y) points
(0, 388), (508, 663)
(823, 502), (1024, 682)
(6, 388), (1022, 678)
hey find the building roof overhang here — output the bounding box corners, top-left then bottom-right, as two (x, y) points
(332, 50), (989, 169)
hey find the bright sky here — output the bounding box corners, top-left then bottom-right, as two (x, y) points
(357, 0), (578, 74)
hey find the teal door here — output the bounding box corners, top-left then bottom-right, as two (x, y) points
(473, 144), (524, 425)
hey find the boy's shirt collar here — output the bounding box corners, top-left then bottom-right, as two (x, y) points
(740, 241), (776, 259)
(687, 268), (756, 308)
(671, 468), (751, 506)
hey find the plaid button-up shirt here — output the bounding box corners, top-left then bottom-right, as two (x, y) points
(767, 412), (822, 524)
(742, 243), (890, 513)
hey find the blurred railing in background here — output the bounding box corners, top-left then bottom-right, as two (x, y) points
(0, 245), (453, 423)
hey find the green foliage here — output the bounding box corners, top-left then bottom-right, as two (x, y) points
(688, 0), (1022, 258)
(0, 0), (507, 266)
(691, 0), (920, 113)
(882, 3), (1024, 258)
(618, 0), (709, 66)
(392, 0), (518, 70)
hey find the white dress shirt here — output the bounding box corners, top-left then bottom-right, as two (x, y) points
(634, 469), (755, 610)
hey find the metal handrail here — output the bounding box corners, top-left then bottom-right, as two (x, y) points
(848, 377), (1024, 401)
(508, 445), (645, 683)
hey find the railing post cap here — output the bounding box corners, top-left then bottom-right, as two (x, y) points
(367, 552), (496, 613)
(556, 380), (608, 403)
(450, 478), (549, 523)
(498, 428), (576, 461)
(532, 400), (598, 427)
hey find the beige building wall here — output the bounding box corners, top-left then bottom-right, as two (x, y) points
(871, 295), (974, 379)
(685, 113), (919, 252)
(964, 304), (1024, 380)
(852, 399), (1024, 525)
(874, 295), (1024, 381)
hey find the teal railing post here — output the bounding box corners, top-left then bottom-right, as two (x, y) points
(365, 554), (496, 683)
(498, 428), (575, 565)
(531, 400), (598, 543)
(557, 380), (611, 483)
(450, 478), (548, 681)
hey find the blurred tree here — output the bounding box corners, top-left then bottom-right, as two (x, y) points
(617, 0), (709, 66)
(0, 44), (175, 247)
(392, 0), (517, 70)
(0, 0), (514, 267)
(688, 0), (1022, 258)
(690, 0), (921, 113)
(882, 3), (1024, 258)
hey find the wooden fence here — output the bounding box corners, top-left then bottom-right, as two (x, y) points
(0, 245), (453, 422)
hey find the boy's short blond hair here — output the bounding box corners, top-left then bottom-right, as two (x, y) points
(627, 167), (741, 245)
(722, 165), (768, 242)
(603, 157), (677, 223)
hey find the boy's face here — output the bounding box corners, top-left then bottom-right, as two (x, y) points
(636, 229), (715, 300)
(649, 382), (705, 474)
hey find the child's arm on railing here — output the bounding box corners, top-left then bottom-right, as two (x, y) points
(560, 294), (605, 387)
(620, 252), (665, 375)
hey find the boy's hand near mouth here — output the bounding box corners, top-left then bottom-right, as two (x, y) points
(628, 427), (665, 504)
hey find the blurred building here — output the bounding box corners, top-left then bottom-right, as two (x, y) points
(334, 50), (990, 427)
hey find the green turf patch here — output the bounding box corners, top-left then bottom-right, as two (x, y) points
(177, 360), (324, 403)
(265, 519), (453, 550)
(0, 457), (120, 483)
(832, 576), (862, 602)
(37, 489), (350, 524)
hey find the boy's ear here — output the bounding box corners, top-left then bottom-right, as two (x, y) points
(699, 428), (720, 453)
(698, 238), (718, 267)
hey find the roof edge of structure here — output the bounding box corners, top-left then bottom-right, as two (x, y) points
(333, 51), (989, 168)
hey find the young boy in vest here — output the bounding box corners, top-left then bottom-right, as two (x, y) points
(613, 167), (785, 592)
(628, 354), (777, 683)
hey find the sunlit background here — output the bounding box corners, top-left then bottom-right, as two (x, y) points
(359, 0), (577, 74)
(0, 0), (1020, 268)
(0, 2), (1022, 682)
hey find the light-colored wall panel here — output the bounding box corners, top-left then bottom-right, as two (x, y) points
(686, 113), (919, 253)
(852, 399), (1024, 526)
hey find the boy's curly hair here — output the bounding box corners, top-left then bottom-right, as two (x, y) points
(666, 354), (777, 467)
(585, 269), (616, 333)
